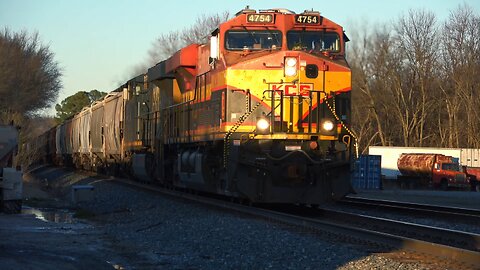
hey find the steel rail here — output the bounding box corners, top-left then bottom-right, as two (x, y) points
(318, 208), (480, 252)
(111, 177), (480, 269)
(339, 196), (480, 224)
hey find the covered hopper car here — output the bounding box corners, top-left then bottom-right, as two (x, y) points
(31, 7), (356, 204)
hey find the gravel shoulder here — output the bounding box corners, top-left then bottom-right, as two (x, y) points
(0, 166), (464, 269)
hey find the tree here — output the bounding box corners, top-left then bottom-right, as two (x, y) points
(439, 4), (480, 148)
(151, 11), (230, 63)
(0, 28), (62, 125)
(392, 9), (439, 147)
(131, 11), (230, 75)
(350, 24), (396, 152)
(349, 5), (480, 153)
(54, 90), (107, 123)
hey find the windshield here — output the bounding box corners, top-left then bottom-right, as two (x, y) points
(225, 30), (282, 51)
(442, 163), (461, 171)
(287, 31), (340, 52)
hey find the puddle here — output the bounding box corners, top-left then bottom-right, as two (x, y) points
(22, 207), (75, 223)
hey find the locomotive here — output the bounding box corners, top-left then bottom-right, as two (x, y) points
(34, 7), (355, 204)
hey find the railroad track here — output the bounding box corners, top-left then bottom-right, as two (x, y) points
(338, 196), (480, 224)
(112, 178), (480, 269)
(315, 208), (480, 252)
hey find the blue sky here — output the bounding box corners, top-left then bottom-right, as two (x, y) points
(1, 0), (479, 116)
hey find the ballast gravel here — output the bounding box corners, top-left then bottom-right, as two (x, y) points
(26, 167), (456, 269)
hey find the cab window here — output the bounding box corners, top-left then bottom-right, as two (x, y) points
(287, 31), (340, 52)
(225, 30), (282, 51)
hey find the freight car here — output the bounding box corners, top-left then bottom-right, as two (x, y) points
(33, 7), (355, 204)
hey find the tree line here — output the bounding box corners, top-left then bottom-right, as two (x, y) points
(349, 4), (480, 153)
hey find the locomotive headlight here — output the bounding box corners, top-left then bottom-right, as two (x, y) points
(284, 57), (298, 77)
(285, 57), (297, 67)
(256, 118), (270, 131)
(285, 66), (297, 77)
(256, 117), (270, 134)
(321, 119), (335, 132)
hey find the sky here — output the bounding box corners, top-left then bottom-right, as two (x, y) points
(1, 0), (479, 116)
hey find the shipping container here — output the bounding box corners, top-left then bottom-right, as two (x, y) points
(460, 149), (480, 167)
(353, 155), (382, 189)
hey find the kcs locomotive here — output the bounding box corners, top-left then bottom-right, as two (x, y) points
(33, 7), (356, 204)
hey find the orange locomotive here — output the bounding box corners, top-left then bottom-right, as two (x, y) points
(135, 7), (355, 204)
(39, 8), (356, 204)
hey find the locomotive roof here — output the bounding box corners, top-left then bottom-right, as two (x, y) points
(147, 7), (347, 83)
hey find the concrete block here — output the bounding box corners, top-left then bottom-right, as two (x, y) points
(71, 185), (95, 204)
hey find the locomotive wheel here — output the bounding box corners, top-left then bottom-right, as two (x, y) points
(3, 200), (22, 214)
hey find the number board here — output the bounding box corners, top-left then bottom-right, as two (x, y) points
(246, 14), (274, 24)
(295, 15), (320, 25)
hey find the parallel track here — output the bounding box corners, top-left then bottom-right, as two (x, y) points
(112, 177), (480, 269)
(316, 208), (480, 252)
(339, 196), (480, 224)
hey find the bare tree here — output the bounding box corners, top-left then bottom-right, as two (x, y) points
(350, 25), (392, 150)
(181, 12), (230, 45)
(148, 31), (185, 66)
(440, 4), (480, 148)
(392, 9), (439, 147)
(0, 28), (62, 124)
(130, 11), (230, 76)
(16, 117), (56, 169)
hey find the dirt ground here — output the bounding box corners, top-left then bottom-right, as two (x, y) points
(0, 168), (126, 270)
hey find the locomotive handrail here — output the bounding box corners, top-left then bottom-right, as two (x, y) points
(162, 71), (210, 110)
(262, 89), (283, 132)
(323, 92), (359, 158)
(223, 93), (267, 168)
(262, 89), (330, 134)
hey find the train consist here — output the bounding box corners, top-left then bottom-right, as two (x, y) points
(32, 8), (355, 204)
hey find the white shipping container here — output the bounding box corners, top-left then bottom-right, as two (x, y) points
(460, 149), (480, 167)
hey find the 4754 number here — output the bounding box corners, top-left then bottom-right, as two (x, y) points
(295, 15), (320, 24)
